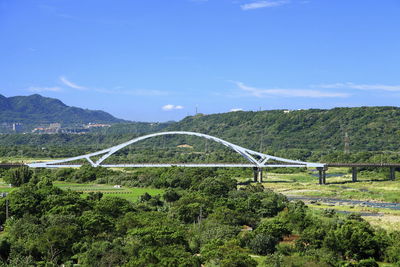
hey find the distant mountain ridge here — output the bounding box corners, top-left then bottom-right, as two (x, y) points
(2, 93), (400, 153)
(0, 94), (125, 125)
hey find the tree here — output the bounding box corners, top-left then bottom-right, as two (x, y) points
(163, 189), (181, 203)
(249, 233), (279, 255)
(74, 239), (128, 267)
(324, 218), (380, 261)
(3, 166), (32, 186)
(171, 192), (211, 223)
(201, 240), (257, 267)
(384, 230), (400, 264)
(248, 218), (291, 255)
(36, 215), (80, 264)
(197, 176), (236, 198)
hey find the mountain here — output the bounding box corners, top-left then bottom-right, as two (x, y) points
(1, 97), (400, 154)
(0, 94), (126, 125)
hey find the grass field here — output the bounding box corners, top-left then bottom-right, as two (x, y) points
(263, 168), (400, 203)
(0, 179), (164, 202)
(259, 168), (400, 231)
(53, 181), (164, 202)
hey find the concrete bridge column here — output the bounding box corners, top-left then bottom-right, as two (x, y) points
(317, 167), (323, 184)
(253, 167), (258, 182)
(253, 167), (264, 183)
(317, 167), (327, 185)
(390, 167), (396, 180)
(258, 168), (263, 183)
(352, 167), (358, 182)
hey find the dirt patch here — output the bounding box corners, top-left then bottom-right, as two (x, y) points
(364, 214), (400, 231)
(280, 234), (300, 245)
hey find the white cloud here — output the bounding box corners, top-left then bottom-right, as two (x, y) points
(59, 75), (169, 96)
(60, 76), (87, 90)
(318, 82), (400, 92)
(230, 108), (244, 112)
(162, 104), (184, 111)
(241, 0), (289, 10)
(235, 81), (349, 98)
(28, 86), (62, 92)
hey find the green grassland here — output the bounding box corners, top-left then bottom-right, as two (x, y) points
(263, 168), (400, 202)
(53, 181), (164, 202)
(0, 179), (164, 203)
(257, 168), (400, 232)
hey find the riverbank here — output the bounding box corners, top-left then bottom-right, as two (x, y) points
(261, 169), (400, 231)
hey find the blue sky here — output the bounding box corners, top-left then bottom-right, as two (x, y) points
(1, 0), (399, 122)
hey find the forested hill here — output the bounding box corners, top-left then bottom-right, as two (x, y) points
(166, 107), (400, 152)
(1, 106), (400, 153)
(0, 94), (125, 124)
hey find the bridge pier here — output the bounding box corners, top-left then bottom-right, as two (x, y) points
(352, 167), (358, 182)
(390, 167), (396, 180)
(253, 167), (264, 183)
(253, 167), (258, 182)
(317, 167), (326, 185)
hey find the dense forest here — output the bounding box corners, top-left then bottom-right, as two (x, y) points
(2, 106), (400, 164)
(2, 106), (400, 151)
(168, 107), (400, 152)
(0, 166), (399, 266)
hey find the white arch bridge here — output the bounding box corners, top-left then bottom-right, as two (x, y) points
(28, 131), (326, 182)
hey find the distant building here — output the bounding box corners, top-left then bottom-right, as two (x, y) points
(32, 127), (46, 133)
(32, 123), (61, 133)
(12, 123), (23, 133)
(85, 123), (111, 128)
(49, 123), (61, 129)
(61, 128), (89, 134)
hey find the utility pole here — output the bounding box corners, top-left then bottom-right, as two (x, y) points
(259, 129), (265, 152)
(344, 132), (350, 154)
(198, 206), (203, 228)
(5, 199), (9, 220)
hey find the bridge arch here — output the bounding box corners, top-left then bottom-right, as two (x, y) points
(28, 131), (324, 168)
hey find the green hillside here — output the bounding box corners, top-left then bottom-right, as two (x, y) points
(0, 94), (125, 125)
(167, 107), (400, 152)
(1, 106), (400, 162)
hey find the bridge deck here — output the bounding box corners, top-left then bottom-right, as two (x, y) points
(0, 163), (26, 168)
(3, 162), (400, 168)
(326, 163), (400, 167)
